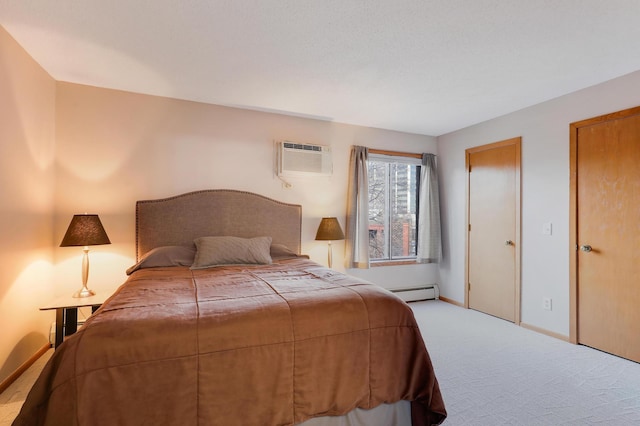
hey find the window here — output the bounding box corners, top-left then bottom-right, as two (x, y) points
(367, 153), (421, 262)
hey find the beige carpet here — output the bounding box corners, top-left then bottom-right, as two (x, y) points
(412, 300), (640, 425)
(0, 349), (52, 426)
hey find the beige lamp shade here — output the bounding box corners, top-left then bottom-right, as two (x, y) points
(315, 217), (345, 241)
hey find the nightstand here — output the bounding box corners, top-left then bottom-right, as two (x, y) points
(40, 293), (107, 349)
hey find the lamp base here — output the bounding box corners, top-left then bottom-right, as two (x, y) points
(73, 248), (95, 298)
(73, 287), (95, 298)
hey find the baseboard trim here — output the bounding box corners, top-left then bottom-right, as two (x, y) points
(520, 322), (570, 342)
(438, 296), (465, 307)
(0, 343), (50, 395)
(436, 297), (571, 343)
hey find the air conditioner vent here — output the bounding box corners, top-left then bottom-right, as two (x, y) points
(283, 142), (322, 152)
(277, 141), (332, 176)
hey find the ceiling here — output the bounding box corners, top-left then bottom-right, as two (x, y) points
(2, 1), (640, 136)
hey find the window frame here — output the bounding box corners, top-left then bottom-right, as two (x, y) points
(367, 149), (422, 266)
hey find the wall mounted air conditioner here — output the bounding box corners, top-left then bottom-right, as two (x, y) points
(276, 141), (332, 177)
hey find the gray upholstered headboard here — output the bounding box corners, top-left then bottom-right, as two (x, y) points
(135, 190), (302, 261)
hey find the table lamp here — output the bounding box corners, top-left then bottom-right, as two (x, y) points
(315, 217), (345, 268)
(60, 214), (111, 297)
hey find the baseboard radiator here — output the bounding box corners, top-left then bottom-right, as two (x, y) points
(390, 284), (439, 302)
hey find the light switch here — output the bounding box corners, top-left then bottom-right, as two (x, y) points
(542, 222), (552, 236)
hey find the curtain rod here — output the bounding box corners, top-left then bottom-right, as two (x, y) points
(368, 148), (423, 159)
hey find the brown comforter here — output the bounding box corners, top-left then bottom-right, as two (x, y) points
(14, 259), (446, 425)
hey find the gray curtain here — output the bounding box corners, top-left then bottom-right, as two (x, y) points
(345, 146), (370, 269)
(417, 153), (442, 263)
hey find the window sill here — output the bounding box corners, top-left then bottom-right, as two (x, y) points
(371, 259), (418, 267)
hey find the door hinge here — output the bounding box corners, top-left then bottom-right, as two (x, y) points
(469, 164), (472, 173)
(468, 224), (471, 231)
(468, 282), (471, 291)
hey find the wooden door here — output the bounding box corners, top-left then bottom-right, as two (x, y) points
(466, 138), (521, 323)
(570, 107), (640, 362)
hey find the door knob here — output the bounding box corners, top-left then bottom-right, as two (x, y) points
(505, 240), (514, 246)
(580, 245), (592, 252)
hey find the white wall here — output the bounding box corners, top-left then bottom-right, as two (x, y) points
(53, 82), (438, 297)
(437, 70), (640, 336)
(0, 27), (55, 383)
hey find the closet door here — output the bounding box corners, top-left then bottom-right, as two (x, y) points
(466, 138), (521, 323)
(572, 108), (640, 363)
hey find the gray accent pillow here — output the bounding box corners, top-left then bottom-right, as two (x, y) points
(270, 243), (308, 260)
(191, 236), (273, 269)
(126, 245), (196, 275)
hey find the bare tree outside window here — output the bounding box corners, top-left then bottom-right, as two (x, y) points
(367, 157), (420, 261)
(368, 161), (387, 259)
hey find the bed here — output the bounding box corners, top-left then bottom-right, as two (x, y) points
(14, 190), (446, 426)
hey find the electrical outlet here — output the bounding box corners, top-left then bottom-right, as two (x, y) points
(543, 298), (552, 311)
